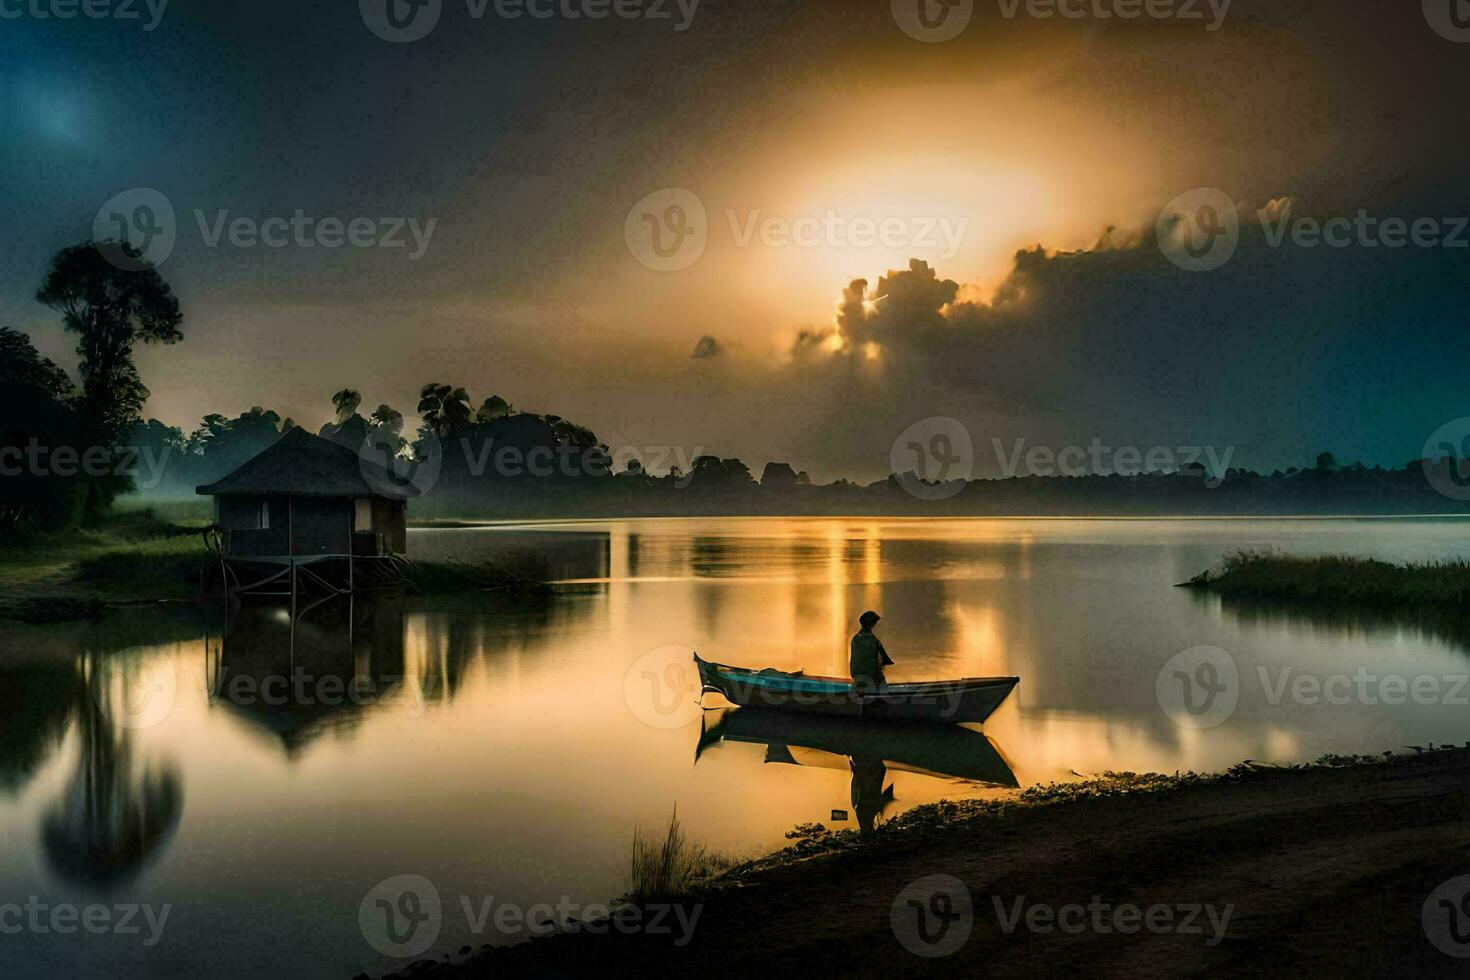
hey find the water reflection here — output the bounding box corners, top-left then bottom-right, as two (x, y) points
(1199, 591), (1470, 655)
(696, 708), (1018, 832)
(41, 656), (183, 891)
(209, 598), (409, 757)
(0, 660), (73, 796)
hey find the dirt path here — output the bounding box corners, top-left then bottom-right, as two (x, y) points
(383, 753), (1470, 978)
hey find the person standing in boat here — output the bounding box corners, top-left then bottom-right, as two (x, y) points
(850, 610), (895, 693)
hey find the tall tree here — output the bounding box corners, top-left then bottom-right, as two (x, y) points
(0, 328), (82, 530)
(35, 242), (182, 520)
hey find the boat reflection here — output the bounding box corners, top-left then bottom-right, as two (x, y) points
(696, 708), (1018, 832)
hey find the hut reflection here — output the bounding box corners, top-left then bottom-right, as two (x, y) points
(210, 597), (407, 757)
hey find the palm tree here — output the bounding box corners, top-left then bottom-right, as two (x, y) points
(368, 404), (408, 458)
(330, 388), (362, 424)
(417, 383), (472, 436)
(476, 394), (511, 422)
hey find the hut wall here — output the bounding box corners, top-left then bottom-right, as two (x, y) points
(289, 496), (354, 556)
(373, 498), (408, 554)
(218, 494), (289, 557)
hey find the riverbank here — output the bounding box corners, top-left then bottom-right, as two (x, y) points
(382, 749), (1470, 978)
(1181, 550), (1470, 607)
(0, 510), (549, 622)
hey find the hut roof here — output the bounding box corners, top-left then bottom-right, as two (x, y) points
(195, 426), (418, 498)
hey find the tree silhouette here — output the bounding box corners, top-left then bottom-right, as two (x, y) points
(418, 383), (472, 436)
(35, 242), (182, 521)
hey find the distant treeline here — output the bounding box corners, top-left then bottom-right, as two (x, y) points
(114, 387), (1470, 519)
(8, 351), (1470, 533)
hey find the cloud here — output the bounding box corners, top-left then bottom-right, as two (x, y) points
(770, 200), (1470, 476)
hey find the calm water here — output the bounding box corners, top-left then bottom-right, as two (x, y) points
(4, 517), (1470, 978)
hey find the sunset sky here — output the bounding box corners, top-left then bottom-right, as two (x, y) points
(3, 0), (1469, 480)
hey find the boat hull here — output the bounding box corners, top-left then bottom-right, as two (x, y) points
(693, 654), (1018, 725)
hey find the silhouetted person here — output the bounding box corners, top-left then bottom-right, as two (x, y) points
(849, 610), (895, 692)
(849, 756), (892, 834)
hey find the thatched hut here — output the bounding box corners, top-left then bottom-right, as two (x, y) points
(196, 427), (413, 594)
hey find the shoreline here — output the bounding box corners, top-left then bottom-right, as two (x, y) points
(380, 749), (1470, 978)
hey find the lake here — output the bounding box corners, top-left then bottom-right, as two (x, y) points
(4, 516), (1470, 977)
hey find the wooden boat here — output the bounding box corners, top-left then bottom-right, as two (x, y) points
(693, 653), (1018, 724)
(695, 707), (1018, 787)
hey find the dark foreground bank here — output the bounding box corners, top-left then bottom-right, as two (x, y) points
(379, 750), (1470, 979)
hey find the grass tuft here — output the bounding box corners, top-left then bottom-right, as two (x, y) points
(627, 806), (731, 903)
(1182, 548), (1470, 607)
